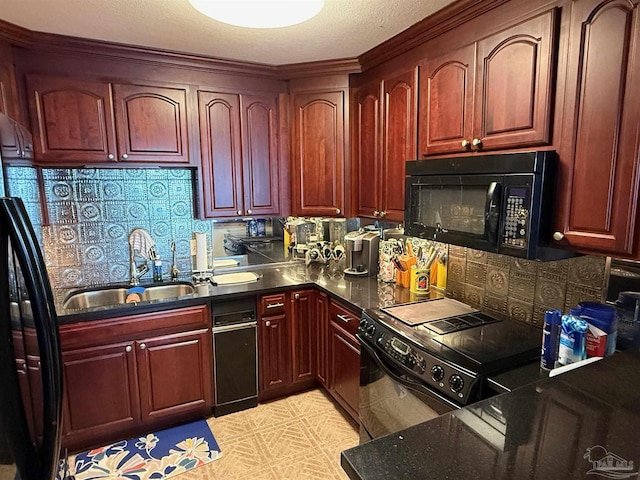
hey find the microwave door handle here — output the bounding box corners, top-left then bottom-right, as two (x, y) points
(485, 182), (502, 244)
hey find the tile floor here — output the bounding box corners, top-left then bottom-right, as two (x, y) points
(179, 388), (359, 480)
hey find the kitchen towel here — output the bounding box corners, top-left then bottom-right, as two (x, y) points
(59, 419), (221, 480)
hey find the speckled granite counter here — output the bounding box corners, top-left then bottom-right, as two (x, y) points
(56, 261), (441, 323)
(341, 350), (640, 480)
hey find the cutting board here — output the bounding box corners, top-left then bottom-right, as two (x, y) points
(212, 272), (259, 285)
(382, 298), (478, 326)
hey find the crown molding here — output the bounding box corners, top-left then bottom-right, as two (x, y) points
(277, 58), (361, 79)
(0, 19), (33, 46)
(358, 0), (510, 71)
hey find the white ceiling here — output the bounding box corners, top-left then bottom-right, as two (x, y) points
(0, 0), (456, 65)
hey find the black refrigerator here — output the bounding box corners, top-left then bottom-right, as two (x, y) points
(0, 197), (64, 480)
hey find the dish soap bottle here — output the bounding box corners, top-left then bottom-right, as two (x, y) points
(153, 257), (163, 282)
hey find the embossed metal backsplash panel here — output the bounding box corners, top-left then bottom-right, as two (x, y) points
(4, 166), (43, 244)
(445, 246), (606, 328)
(39, 168), (215, 288)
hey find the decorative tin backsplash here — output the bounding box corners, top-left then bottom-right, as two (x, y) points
(38, 168), (216, 289)
(445, 246), (606, 327)
(4, 165), (43, 244)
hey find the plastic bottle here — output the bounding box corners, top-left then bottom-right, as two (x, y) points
(153, 258), (163, 282)
(541, 309), (562, 369)
(558, 315), (589, 366)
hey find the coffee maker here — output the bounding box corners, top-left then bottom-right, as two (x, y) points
(344, 231), (380, 277)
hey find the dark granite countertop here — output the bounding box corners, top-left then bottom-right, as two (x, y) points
(55, 261), (442, 323)
(486, 361), (550, 394)
(342, 350), (640, 480)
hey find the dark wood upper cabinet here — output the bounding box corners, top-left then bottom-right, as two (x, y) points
(355, 82), (381, 219)
(26, 75), (191, 165)
(474, 10), (557, 150)
(112, 84), (190, 164)
(420, 45), (475, 155)
(27, 75), (116, 163)
(0, 42), (23, 124)
(198, 91), (243, 218)
(0, 113), (34, 162)
(292, 90), (346, 217)
(419, 9), (557, 156)
(381, 69), (417, 221)
(198, 91), (280, 218)
(241, 93), (280, 216)
(355, 69), (416, 222)
(556, 0), (640, 255)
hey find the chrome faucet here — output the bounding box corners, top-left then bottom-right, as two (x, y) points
(128, 228), (157, 285)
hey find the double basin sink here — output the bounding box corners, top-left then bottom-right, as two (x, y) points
(62, 282), (197, 310)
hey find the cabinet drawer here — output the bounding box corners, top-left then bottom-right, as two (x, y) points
(260, 293), (287, 315)
(329, 300), (360, 336)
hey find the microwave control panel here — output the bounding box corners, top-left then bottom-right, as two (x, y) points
(502, 186), (530, 249)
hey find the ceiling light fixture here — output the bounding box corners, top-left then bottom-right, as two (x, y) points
(188, 0), (325, 29)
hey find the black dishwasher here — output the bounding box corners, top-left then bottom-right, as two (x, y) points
(211, 298), (258, 416)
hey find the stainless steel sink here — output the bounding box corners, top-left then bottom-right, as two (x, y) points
(62, 282), (196, 309)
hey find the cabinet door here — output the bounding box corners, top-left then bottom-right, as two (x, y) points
(291, 289), (314, 384)
(292, 90), (345, 217)
(0, 42), (22, 123)
(474, 10), (557, 150)
(136, 329), (213, 423)
(198, 91), (244, 218)
(241, 94), (280, 216)
(112, 84), (190, 164)
(557, 0), (640, 255)
(329, 322), (360, 421)
(315, 291), (329, 387)
(61, 342), (140, 449)
(26, 75), (117, 163)
(259, 314), (291, 393)
(382, 69), (417, 222)
(420, 45), (475, 156)
(355, 81), (381, 219)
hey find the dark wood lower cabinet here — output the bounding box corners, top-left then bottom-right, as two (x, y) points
(315, 291), (329, 388)
(259, 313), (291, 395)
(329, 321), (361, 421)
(59, 304), (212, 452)
(291, 289), (315, 384)
(136, 329), (212, 422)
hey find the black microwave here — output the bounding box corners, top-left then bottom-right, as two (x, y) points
(404, 151), (574, 260)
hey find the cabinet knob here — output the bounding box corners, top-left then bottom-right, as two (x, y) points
(373, 210), (380, 216)
(472, 138), (482, 150)
(247, 209), (252, 215)
(461, 139), (470, 149)
(125, 345), (132, 353)
(121, 153), (129, 160)
(552, 231), (565, 241)
(265, 320), (271, 327)
(139, 343), (146, 350)
(237, 210), (242, 216)
(107, 153), (115, 160)
(380, 211), (387, 218)
(294, 293), (300, 300)
(335, 208), (341, 215)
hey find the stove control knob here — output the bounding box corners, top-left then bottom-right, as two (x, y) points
(359, 318), (368, 330)
(366, 325), (376, 337)
(431, 365), (445, 382)
(449, 375), (465, 393)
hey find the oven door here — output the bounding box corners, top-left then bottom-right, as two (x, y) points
(404, 174), (504, 252)
(359, 339), (459, 442)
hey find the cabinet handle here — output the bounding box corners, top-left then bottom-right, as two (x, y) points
(247, 209), (252, 215)
(373, 210), (380, 216)
(552, 232), (565, 241)
(472, 138), (482, 150)
(125, 345), (132, 353)
(265, 320), (271, 327)
(335, 208), (341, 215)
(380, 211), (387, 218)
(121, 153), (129, 160)
(294, 293), (300, 300)
(461, 139), (470, 149)
(237, 210), (242, 216)
(266, 302), (284, 309)
(17, 364), (27, 374)
(107, 153), (115, 160)
(336, 314), (351, 323)
(139, 343), (146, 350)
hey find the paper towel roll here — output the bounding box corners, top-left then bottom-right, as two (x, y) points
(195, 233), (208, 271)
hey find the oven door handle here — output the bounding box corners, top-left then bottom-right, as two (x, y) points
(360, 340), (460, 410)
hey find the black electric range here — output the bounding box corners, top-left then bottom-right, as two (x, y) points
(359, 298), (542, 408)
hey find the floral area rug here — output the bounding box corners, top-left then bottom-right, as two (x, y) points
(60, 419), (221, 480)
